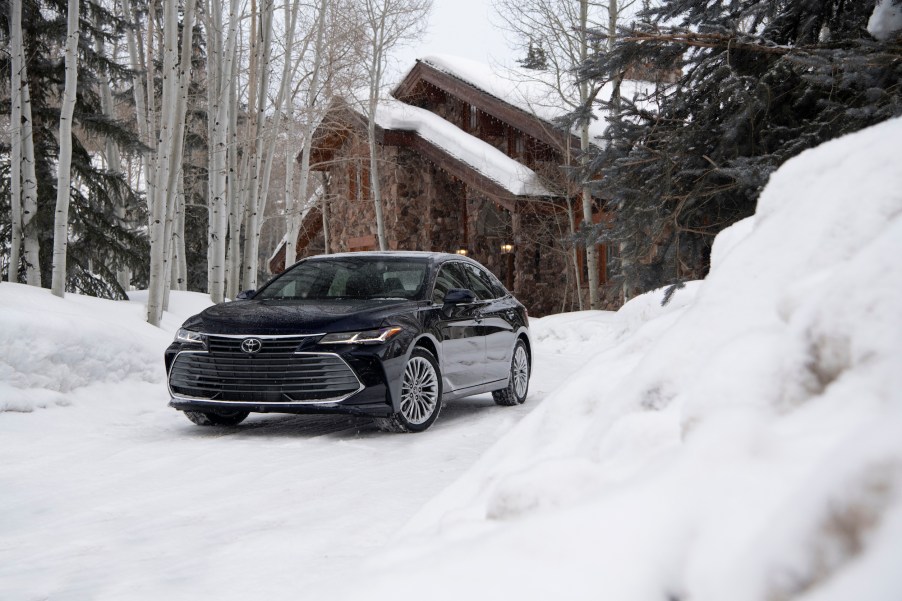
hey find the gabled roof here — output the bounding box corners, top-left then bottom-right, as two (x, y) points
(393, 56), (582, 153)
(395, 55), (660, 151)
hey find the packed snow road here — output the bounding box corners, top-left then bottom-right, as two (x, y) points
(0, 301), (602, 601)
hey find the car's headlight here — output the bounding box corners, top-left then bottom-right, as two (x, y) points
(175, 328), (205, 345)
(319, 327), (402, 345)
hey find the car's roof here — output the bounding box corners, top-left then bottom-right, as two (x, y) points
(304, 251), (468, 264)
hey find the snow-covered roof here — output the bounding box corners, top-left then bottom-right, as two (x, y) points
(410, 54), (658, 147)
(373, 98), (554, 197)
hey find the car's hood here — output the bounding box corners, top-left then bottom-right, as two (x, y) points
(182, 298), (422, 335)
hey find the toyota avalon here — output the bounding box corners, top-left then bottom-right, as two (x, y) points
(165, 251), (531, 432)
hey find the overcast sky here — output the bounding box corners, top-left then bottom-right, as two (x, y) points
(388, 0), (517, 83)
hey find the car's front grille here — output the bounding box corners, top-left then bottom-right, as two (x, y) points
(168, 335), (362, 403)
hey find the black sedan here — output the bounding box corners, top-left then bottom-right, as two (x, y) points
(166, 251), (531, 432)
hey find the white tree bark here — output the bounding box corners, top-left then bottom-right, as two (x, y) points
(225, 41), (242, 300)
(241, 0), (275, 291)
(279, 0), (328, 267)
(19, 44), (40, 287)
(8, 0), (24, 282)
(122, 0), (155, 209)
(146, 0), (196, 325)
(231, 0), (262, 289)
(50, 0), (81, 298)
(206, 0), (240, 303)
(170, 174), (187, 291)
(10, 0), (41, 286)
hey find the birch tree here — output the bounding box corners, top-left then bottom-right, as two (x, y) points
(50, 0), (81, 297)
(146, 0), (197, 326)
(355, 0), (432, 251)
(286, 0), (327, 266)
(8, 0), (24, 282)
(494, 0), (635, 309)
(205, 0), (241, 303)
(8, 0), (41, 286)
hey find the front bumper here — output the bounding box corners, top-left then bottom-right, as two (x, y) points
(168, 395), (394, 417)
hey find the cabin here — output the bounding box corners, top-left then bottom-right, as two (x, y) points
(270, 55), (652, 315)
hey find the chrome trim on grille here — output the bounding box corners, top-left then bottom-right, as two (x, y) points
(167, 348), (365, 405)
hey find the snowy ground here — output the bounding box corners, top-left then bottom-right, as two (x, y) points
(0, 285), (613, 601)
(2, 118), (901, 601)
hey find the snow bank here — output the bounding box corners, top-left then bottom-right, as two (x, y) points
(315, 118), (902, 600)
(0, 286), (211, 412)
(869, 0), (902, 41)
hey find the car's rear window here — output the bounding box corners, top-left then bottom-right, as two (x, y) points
(256, 258), (429, 301)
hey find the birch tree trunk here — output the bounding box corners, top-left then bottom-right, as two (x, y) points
(19, 40), (40, 287)
(8, 0), (24, 282)
(236, 7), (260, 292)
(366, 5), (388, 251)
(204, 0), (221, 296)
(50, 0), (81, 298)
(577, 0), (600, 309)
(146, 0), (196, 326)
(170, 174), (187, 291)
(358, 0), (431, 253)
(241, 0), (275, 290)
(122, 0), (155, 214)
(206, 0), (240, 302)
(284, 129), (296, 265)
(225, 44), (242, 299)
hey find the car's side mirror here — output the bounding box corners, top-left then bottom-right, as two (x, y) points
(235, 289), (256, 300)
(443, 288), (476, 307)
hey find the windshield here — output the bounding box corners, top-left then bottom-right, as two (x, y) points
(256, 257), (429, 301)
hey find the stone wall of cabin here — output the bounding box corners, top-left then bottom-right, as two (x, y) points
(303, 130), (580, 316)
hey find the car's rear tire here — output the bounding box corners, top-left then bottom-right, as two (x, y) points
(183, 409), (250, 427)
(375, 348), (442, 433)
(492, 339), (530, 406)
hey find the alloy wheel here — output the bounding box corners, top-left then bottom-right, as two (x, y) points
(512, 344), (529, 400)
(400, 356), (439, 425)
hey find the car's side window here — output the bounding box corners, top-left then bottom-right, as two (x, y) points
(462, 263), (497, 300)
(487, 271), (508, 298)
(432, 263), (469, 304)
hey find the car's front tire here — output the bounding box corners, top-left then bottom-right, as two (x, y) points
(375, 348), (442, 433)
(492, 339), (530, 406)
(183, 409), (250, 427)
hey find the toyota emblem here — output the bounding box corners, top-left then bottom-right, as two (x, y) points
(240, 338), (263, 354)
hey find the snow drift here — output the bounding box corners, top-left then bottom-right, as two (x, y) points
(314, 118), (902, 600)
(0, 287), (210, 412)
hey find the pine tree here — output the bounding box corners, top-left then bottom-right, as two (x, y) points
(518, 41), (549, 70)
(1, 0), (150, 298)
(578, 0), (902, 298)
